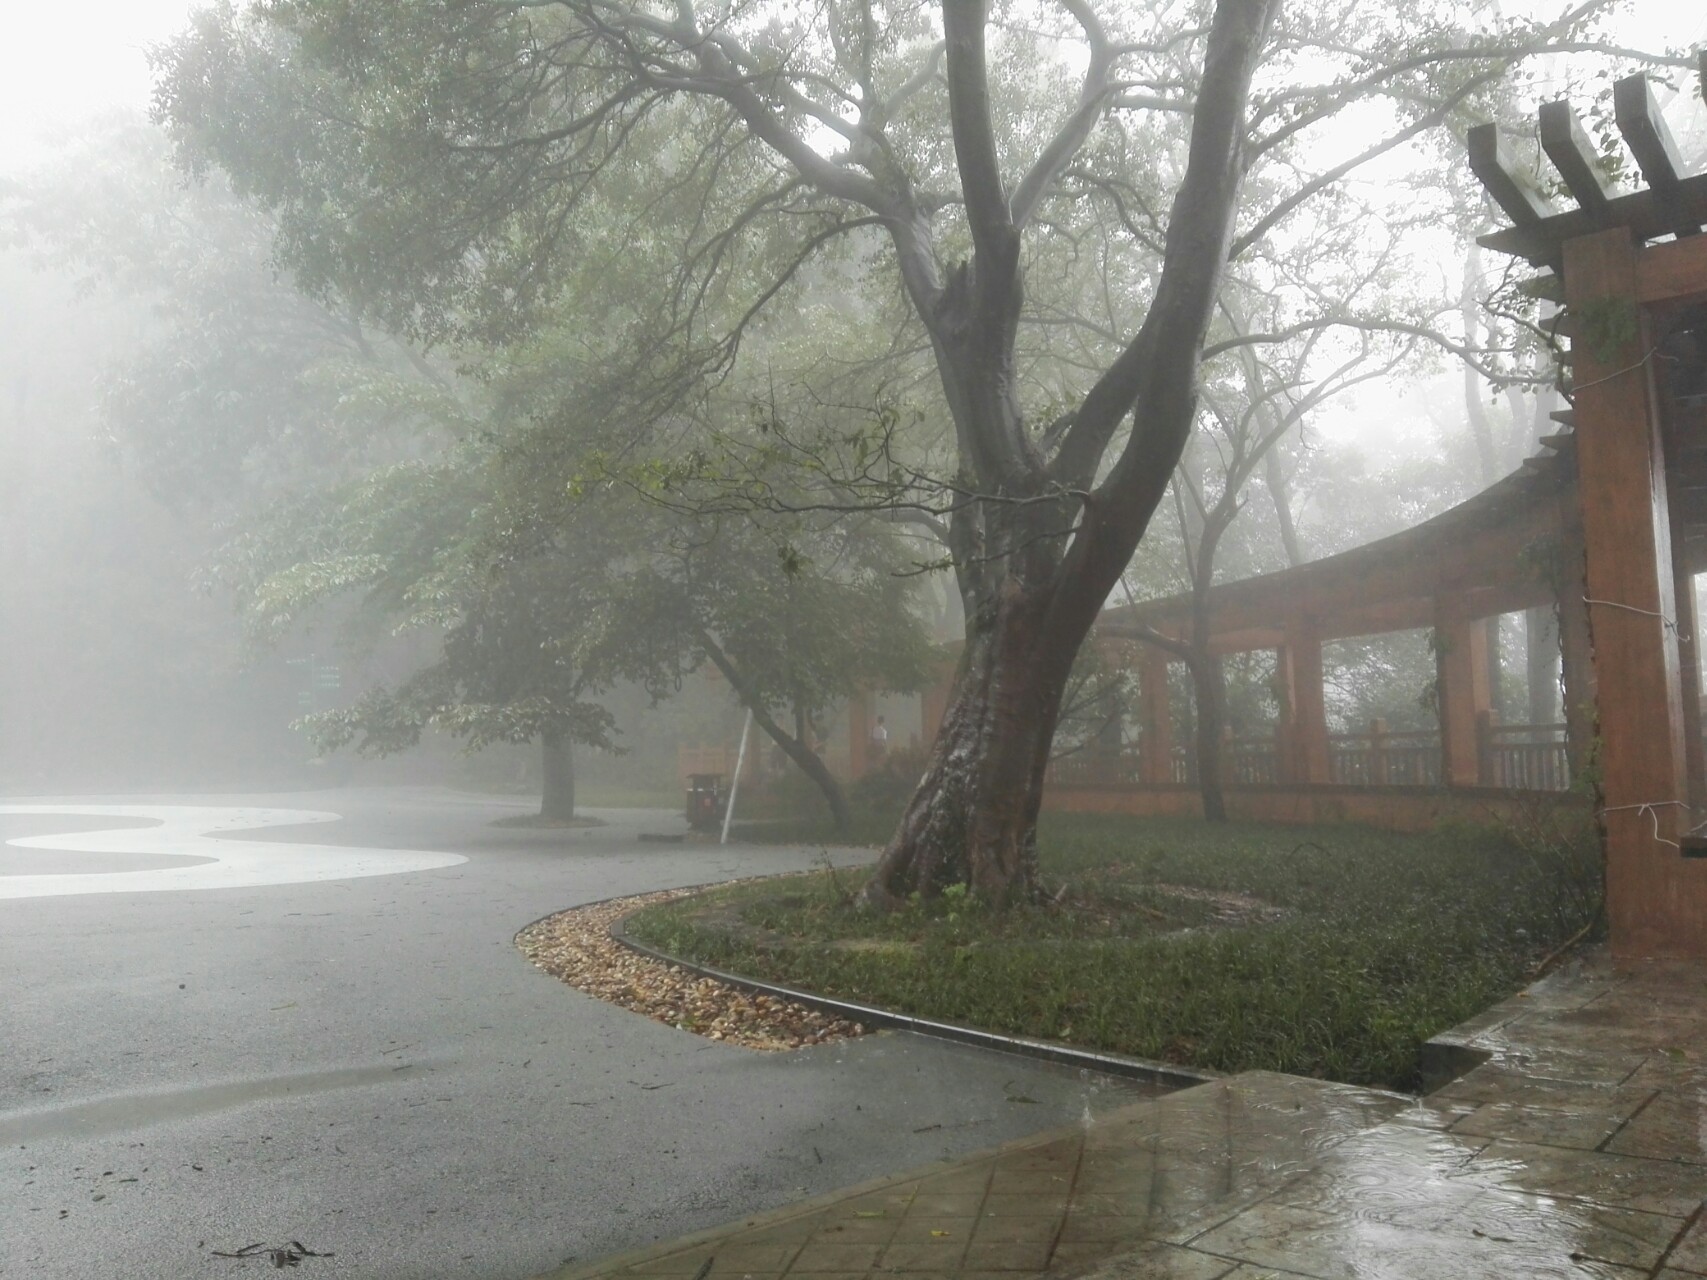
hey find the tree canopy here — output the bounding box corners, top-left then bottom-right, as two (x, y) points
(151, 0), (1675, 903)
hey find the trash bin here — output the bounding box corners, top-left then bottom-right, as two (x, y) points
(685, 773), (726, 831)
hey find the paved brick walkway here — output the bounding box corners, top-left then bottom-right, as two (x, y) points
(542, 953), (1707, 1280)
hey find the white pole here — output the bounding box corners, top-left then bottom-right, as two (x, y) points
(720, 709), (754, 845)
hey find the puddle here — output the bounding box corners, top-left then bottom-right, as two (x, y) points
(0, 1063), (420, 1144)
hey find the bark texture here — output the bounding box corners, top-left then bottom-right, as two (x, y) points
(862, 583), (1069, 907)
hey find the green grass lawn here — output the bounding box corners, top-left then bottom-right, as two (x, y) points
(624, 808), (1602, 1092)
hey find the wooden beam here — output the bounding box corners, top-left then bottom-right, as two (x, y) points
(1566, 225), (1698, 957)
(1435, 595), (1491, 788)
(1468, 123), (1552, 227)
(1279, 616), (1330, 784)
(1207, 627), (1285, 654)
(1615, 72), (1698, 239)
(1615, 74), (1683, 195)
(1480, 171), (1707, 264)
(1540, 99), (1614, 218)
(1634, 234), (1707, 306)
(1137, 647), (1173, 786)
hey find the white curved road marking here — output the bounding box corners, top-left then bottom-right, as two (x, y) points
(0, 805), (467, 899)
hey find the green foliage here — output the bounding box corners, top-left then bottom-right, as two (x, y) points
(1576, 296), (1641, 364)
(628, 813), (1603, 1090)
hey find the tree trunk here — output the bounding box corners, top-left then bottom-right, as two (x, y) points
(1184, 504), (1233, 821)
(1461, 246), (1500, 485)
(863, 0), (1280, 908)
(861, 585), (1067, 909)
(769, 726), (851, 832)
(694, 629), (850, 831)
(1189, 650), (1229, 822)
(1264, 442), (1305, 568)
(540, 729), (575, 821)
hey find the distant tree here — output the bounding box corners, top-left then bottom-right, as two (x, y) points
(221, 441), (633, 820)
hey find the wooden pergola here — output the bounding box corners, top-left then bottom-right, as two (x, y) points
(1473, 67), (1707, 959)
(1097, 66), (1707, 959)
(1098, 451), (1588, 791)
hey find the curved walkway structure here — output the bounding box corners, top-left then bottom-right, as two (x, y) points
(1084, 419), (1586, 820)
(0, 804), (467, 898)
(1042, 68), (1707, 963)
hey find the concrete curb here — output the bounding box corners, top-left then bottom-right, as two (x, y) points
(607, 913), (1221, 1092)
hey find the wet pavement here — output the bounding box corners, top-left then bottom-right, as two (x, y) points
(549, 953), (1707, 1280)
(0, 790), (1157, 1280)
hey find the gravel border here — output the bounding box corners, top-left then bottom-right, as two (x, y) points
(515, 888), (868, 1051)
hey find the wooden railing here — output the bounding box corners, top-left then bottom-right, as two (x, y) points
(1328, 721), (1442, 787)
(1481, 720), (1570, 792)
(1037, 720), (1579, 794)
(1169, 738), (1279, 785)
(1047, 747), (1144, 787)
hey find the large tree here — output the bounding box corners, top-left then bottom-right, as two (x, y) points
(156, 0), (1641, 905)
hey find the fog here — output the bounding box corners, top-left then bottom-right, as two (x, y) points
(8, 8), (1707, 1280)
(1, 1), (1702, 802)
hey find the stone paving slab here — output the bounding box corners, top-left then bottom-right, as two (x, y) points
(538, 1073), (1412, 1280)
(544, 950), (1707, 1280)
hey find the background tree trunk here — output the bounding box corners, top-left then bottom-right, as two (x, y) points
(770, 727), (851, 832)
(694, 629), (850, 831)
(540, 729), (575, 821)
(1189, 651), (1229, 822)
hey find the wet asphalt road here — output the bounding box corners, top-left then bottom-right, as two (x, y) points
(1, 787), (1143, 1280)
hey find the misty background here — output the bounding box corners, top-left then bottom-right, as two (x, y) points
(3, 0), (1705, 801)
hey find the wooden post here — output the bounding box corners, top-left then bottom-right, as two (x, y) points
(1525, 604), (1560, 725)
(1565, 225), (1697, 958)
(1435, 595), (1491, 788)
(1672, 563), (1705, 810)
(1277, 617), (1330, 783)
(848, 690), (874, 780)
(1137, 646), (1173, 785)
(1369, 718), (1389, 786)
(1477, 709), (1499, 787)
(1558, 521), (1597, 785)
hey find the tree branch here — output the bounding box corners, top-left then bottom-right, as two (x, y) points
(942, 0), (1014, 256)
(1009, 0), (1117, 230)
